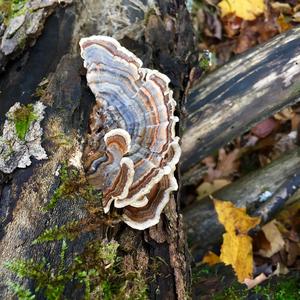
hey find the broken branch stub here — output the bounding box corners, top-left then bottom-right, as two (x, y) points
(80, 35), (181, 230)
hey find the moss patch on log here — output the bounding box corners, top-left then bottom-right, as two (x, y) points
(4, 159), (148, 299)
(0, 0), (28, 24)
(12, 103), (37, 140)
(6, 237), (148, 299)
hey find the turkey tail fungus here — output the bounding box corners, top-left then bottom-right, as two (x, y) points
(80, 35), (181, 230)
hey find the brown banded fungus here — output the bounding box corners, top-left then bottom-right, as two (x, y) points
(80, 36), (181, 230)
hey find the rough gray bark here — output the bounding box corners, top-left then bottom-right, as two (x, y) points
(181, 26), (300, 184)
(0, 1), (195, 299)
(184, 148), (300, 260)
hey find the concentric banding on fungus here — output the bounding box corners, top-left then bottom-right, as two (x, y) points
(80, 35), (181, 230)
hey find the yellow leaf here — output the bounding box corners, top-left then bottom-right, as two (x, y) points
(218, 0), (266, 21)
(196, 179), (231, 200)
(202, 251), (221, 266)
(277, 14), (293, 33)
(213, 199), (261, 282)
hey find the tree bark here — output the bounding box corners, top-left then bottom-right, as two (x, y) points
(181, 26), (300, 184)
(0, 1), (195, 299)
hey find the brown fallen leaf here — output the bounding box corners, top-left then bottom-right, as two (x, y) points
(291, 113), (300, 130)
(235, 17), (278, 54)
(217, 148), (240, 178)
(274, 107), (295, 121)
(214, 199), (261, 282)
(271, 2), (293, 15)
(251, 118), (279, 139)
(272, 262), (289, 276)
(202, 148), (240, 182)
(293, 12), (300, 22)
(258, 220), (285, 258)
(286, 240), (300, 266)
(294, 4), (300, 13)
(222, 13), (243, 38)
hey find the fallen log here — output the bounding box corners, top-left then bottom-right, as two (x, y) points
(181, 26), (300, 184)
(184, 148), (300, 260)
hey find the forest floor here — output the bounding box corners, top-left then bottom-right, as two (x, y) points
(189, 0), (300, 299)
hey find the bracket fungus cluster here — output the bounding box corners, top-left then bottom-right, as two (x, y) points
(80, 36), (181, 230)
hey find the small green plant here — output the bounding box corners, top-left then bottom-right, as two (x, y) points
(12, 104), (37, 140)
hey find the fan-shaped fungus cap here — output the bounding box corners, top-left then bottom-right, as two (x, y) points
(80, 35), (181, 230)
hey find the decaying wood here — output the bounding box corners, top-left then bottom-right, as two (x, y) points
(184, 148), (300, 260)
(0, 1), (195, 299)
(181, 26), (300, 183)
(253, 168), (300, 223)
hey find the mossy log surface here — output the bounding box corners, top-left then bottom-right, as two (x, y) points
(0, 1), (195, 299)
(181, 26), (300, 184)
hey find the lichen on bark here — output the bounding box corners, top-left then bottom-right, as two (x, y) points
(0, 101), (47, 173)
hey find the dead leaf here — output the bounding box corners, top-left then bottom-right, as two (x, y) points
(197, 179), (231, 200)
(291, 114), (300, 130)
(218, 0), (266, 21)
(274, 107), (295, 121)
(202, 148), (240, 182)
(251, 118), (278, 138)
(222, 13), (243, 37)
(271, 2), (292, 15)
(202, 156), (216, 169)
(214, 199), (261, 282)
(286, 240), (300, 266)
(294, 4), (300, 13)
(273, 262), (289, 276)
(244, 273), (268, 289)
(258, 220), (285, 258)
(277, 14), (293, 33)
(202, 251), (221, 265)
(217, 148), (240, 178)
(293, 12), (300, 22)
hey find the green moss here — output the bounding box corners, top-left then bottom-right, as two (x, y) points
(6, 159), (147, 299)
(6, 240), (148, 300)
(253, 277), (300, 300)
(12, 104), (37, 140)
(45, 165), (102, 210)
(213, 283), (247, 300)
(0, 0), (28, 24)
(5, 240), (71, 300)
(6, 282), (35, 300)
(212, 274), (300, 300)
(32, 221), (80, 244)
